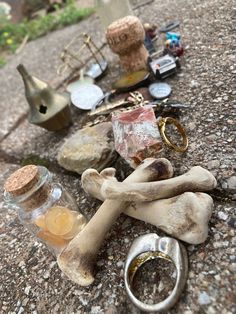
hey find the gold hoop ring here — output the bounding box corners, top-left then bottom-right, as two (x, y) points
(158, 117), (188, 153)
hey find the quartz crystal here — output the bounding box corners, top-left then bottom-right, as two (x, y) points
(112, 106), (163, 168)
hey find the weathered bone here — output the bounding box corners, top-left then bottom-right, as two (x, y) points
(82, 170), (213, 244)
(101, 166), (217, 202)
(57, 158), (173, 286)
(81, 168), (118, 201)
(125, 192), (213, 244)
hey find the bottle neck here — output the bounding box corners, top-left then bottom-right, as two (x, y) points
(17, 64), (38, 91)
(4, 166), (52, 214)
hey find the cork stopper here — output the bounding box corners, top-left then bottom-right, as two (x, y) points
(4, 165), (39, 197)
(106, 16), (145, 54)
(106, 15), (148, 73)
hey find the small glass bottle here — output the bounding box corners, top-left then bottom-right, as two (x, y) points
(95, 0), (134, 30)
(4, 165), (87, 256)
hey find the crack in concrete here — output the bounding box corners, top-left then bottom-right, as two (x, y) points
(0, 113), (27, 144)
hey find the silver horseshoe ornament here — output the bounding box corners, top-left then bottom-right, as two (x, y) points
(124, 233), (188, 312)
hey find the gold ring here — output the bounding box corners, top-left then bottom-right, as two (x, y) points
(158, 117), (188, 152)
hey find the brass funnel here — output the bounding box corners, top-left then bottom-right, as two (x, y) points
(17, 64), (72, 131)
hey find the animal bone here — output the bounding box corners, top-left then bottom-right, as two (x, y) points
(101, 166), (217, 202)
(81, 167), (118, 201)
(82, 170), (214, 244)
(57, 158), (173, 286)
(123, 192), (213, 244)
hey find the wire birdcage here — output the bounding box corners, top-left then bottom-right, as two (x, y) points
(57, 33), (107, 80)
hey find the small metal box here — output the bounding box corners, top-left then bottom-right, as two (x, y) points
(148, 54), (179, 79)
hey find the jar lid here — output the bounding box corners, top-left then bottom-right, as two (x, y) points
(112, 70), (150, 92)
(4, 165), (39, 197)
(148, 82), (172, 99)
(70, 84), (104, 110)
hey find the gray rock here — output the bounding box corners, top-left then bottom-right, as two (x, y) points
(229, 264), (236, 272)
(198, 291), (211, 305)
(226, 176), (236, 192)
(190, 80), (200, 88)
(43, 270), (50, 279)
(221, 181), (228, 189)
(57, 122), (117, 174)
(218, 211), (228, 221)
(24, 286), (31, 296)
(188, 122), (196, 131)
(207, 160), (220, 170)
(105, 305), (117, 314)
(0, 0), (236, 312)
(116, 261), (123, 268)
(227, 216), (236, 229)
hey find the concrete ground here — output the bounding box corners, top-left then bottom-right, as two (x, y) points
(0, 0), (235, 313)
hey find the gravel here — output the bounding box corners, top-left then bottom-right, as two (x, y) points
(0, 0), (236, 313)
(198, 291), (212, 305)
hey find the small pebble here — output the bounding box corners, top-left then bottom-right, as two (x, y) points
(17, 307), (24, 314)
(221, 181), (228, 189)
(91, 305), (102, 314)
(229, 264), (236, 272)
(226, 176), (236, 192)
(218, 211), (228, 221)
(227, 216), (236, 228)
(18, 261), (25, 268)
(208, 270), (217, 275)
(207, 160), (220, 170)
(190, 80), (200, 87)
(207, 306), (217, 314)
(198, 291), (211, 305)
(24, 286), (31, 295)
(43, 270), (50, 279)
(213, 241), (229, 249)
(105, 305), (117, 314)
(116, 261), (123, 268)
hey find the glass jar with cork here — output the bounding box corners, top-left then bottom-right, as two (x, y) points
(4, 165), (87, 256)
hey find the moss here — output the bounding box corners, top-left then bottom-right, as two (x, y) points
(21, 155), (50, 167)
(0, 1), (94, 55)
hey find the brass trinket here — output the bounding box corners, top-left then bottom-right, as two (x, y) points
(17, 64), (72, 131)
(57, 33), (108, 81)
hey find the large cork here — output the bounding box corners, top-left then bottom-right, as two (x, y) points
(4, 165), (50, 210)
(106, 15), (149, 73)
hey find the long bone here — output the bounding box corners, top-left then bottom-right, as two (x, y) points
(57, 158), (173, 286)
(82, 170), (213, 244)
(125, 192), (213, 244)
(101, 166), (217, 202)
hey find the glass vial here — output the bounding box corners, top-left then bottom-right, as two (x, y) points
(4, 165), (87, 256)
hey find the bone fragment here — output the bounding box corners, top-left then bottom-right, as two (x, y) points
(101, 166), (217, 202)
(82, 171), (213, 244)
(57, 158), (173, 286)
(81, 168), (117, 201)
(127, 192), (213, 244)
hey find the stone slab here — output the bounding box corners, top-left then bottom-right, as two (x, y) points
(0, 14), (107, 141)
(0, 0), (235, 312)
